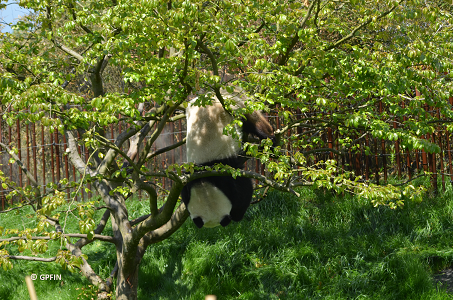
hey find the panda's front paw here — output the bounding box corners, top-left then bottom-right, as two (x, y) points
(220, 215), (231, 227)
(192, 217), (204, 228)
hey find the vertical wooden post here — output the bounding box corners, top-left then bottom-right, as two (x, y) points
(153, 118), (157, 187)
(179, 119), (183, 164)
(379, 102), (387, 182)
(171, 122), (175, 190)
(63, 134), (70, 199)
(72, 157), (77, 200)
(32, 123), (39, 208)
(275, 112), (280, 178)
(423, 101), (436, 194)
(26, 123), (30, 186)
(445, 96), (453, 185)
(374, 137), (379, 185)
(17, 119), (23, 194)
(77, 131), (84, 201)
(32, 124), (37, 186)
(50, 130), (56, 184)
(364, 134), (370, 180)
(431, 133), (438, 195)
(255, 158), (260, 185)
(355, 135), (361, 177)
(85, 143), (92, 199)
(417, 89), (428, 172)
(340, 130), (346, 170)
(287, 124), (291, 156)
(54, 130), (61, 184)
(415, 149), (420, 171)
(162, 160), (166, 191)
(446, 132), (453, 185)
(402, 101), (412, 179)
(118, 114), (122, 152)
(297, 110), (302, 177)
(0, 122), (4, 210)
(421, 147), (428, 172)
(8, 106), (12, 205)
(393, 114), (401, 177)
(438, 131), (445, 191)
(437, 108), (445, 191)
(255, 109), (262, 185)
(41, 124), (46, 195)
(327, 127), (333, 160)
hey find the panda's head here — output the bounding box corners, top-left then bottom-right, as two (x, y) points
(220, 87), (276, 144)
(242, 110), (276, 145)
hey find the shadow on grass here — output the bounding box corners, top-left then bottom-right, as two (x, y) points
(138, 186), (453, 300)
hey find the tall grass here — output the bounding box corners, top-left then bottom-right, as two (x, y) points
(1, 182), (453, 299)
(137, 185), (453, 299)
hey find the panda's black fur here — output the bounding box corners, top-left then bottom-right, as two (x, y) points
(181, 87), (275, 228)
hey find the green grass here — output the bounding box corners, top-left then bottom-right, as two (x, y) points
(2, 183), (453, 299)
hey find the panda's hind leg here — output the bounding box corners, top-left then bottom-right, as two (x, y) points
(229, 177), (254, 222)
(192, 217), (204, 228)
(229, 205), (249, 222)
(220, 215), (231, 227)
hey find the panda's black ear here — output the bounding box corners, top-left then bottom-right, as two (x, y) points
(220, 215), (231, 227)
(192, 217), (204, 228)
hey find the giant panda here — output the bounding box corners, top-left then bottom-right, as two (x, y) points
(181, 87), (275, 228)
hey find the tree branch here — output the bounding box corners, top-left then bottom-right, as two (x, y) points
(65, 130), (97, 177)
(237, 21), (266, 47)
(136, 101), (184, 168)
(58, 44), (85, 62)
(122, 104), (168, 170)
(0, 142), (39, 187)
(66, 242), (110, 292)
(197, 38), (219, 77)
(324, 1), (403, 52)
(145, 137), (186, 161)
(278, 0), (316, 65)
(143, 203), (189, 246)
(302, 147), (343, 156)
(295, 1), (403, 76)
(132, 181), (184, 244)
(67, 0), (93, 35)
(196, 39), (227, 108)
(3, 255), (57, 262)
(131, 177), (158, 217)
(75, 210), (112, 249)
(0, 233), (115, 244)
(185, 169), (300, 197)
(97, 125), (144, 175)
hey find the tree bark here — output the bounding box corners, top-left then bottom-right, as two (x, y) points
(116, 261), (139, 300)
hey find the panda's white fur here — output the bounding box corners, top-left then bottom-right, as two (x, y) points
(182, 87), (274, 228)
(187, 181), (232, 228)
(185, 88), (245, 164)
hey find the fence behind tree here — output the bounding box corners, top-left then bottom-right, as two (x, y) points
(1, 95), (453, 210)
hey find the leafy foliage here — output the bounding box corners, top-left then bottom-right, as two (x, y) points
(0, 0), (452, 299)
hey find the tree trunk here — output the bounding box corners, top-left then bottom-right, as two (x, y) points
(116, 263), (139, 300)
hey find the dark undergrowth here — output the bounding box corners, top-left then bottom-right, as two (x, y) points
(2, 179), (453, 299)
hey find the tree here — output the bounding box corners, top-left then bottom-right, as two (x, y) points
(1, 0), (452, 299)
